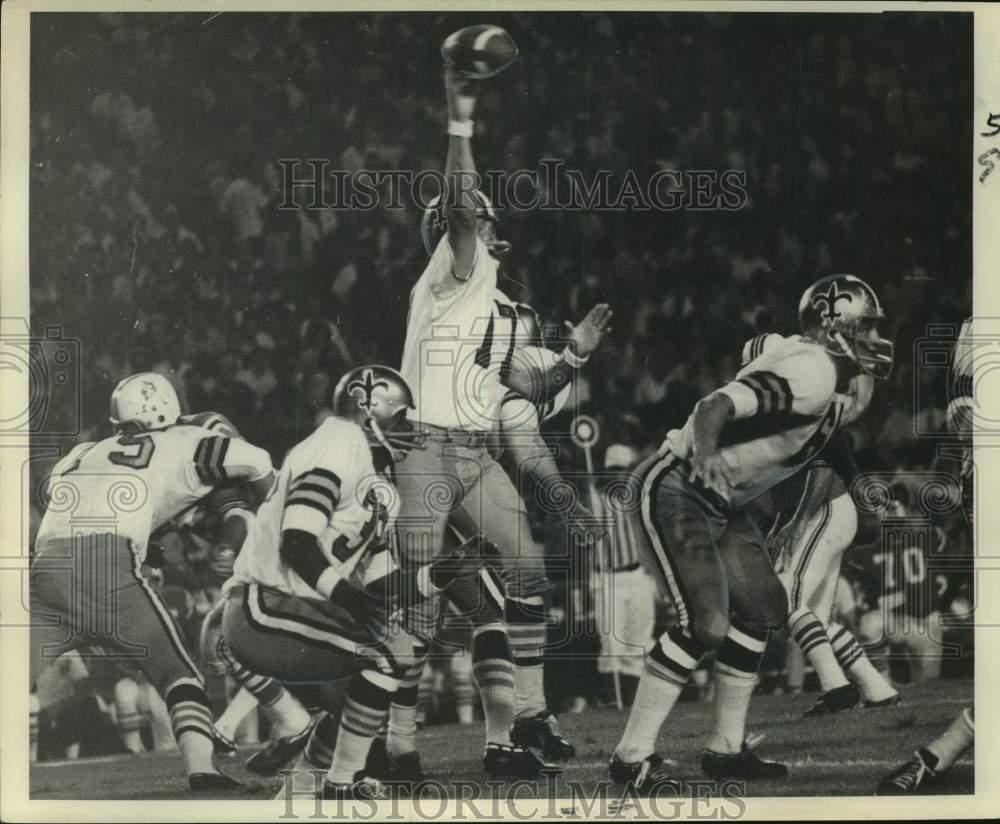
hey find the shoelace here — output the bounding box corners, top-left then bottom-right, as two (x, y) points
(891, 753), (934, 790)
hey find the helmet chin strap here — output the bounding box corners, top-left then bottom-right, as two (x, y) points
(368, 417), (405, 463)
(830, 329), (867, 373)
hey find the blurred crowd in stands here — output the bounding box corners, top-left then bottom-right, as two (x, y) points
(28, 11), (972, 758)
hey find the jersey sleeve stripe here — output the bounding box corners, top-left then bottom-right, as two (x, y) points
(736, 374), (768, 413)
(285, 497), (333, 519)
(289, 470), (341, 503)
(287, 487), (337, 517)
(194, 435), (231, 485)
(738, 371), (792, 416)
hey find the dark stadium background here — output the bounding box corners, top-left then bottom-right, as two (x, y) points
(27, 11), (974, 776)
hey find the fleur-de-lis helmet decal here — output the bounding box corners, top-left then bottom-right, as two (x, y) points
(347, 369), (390, 414)
(798, 274), (894, 379)
(332, 365), (422, 459)
(810, 280), (854, 323)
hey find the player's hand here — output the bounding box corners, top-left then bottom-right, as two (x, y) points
(565, 303), (613, 359)
(689, 450), (733, 502)
(210, 545), (236, 580)
(444, 64), (478, 121)
(331, 578), (385, 615)
(430, 535), (488, 588)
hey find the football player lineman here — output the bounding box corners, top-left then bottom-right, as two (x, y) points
(741, 336), (899, 714)
(395, 63), (611, 765)
(220, 365), (486, 799)
(609, 275), (893, 792)
(30, 373), (275, 790)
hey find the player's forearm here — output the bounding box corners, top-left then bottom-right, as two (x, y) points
(280, 528), (341, 597)
(691, 393), (734, 458)
(505, 430), (569, 510)
(502, 359), (563, 404)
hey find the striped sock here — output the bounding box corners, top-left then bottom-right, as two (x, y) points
(214, 687), (259, 741)
(452, 651), (476, 724)
(303, 712), (340, 770)
(388, 650), (426, 759)
(705, 621), (768, 755)
(506, 596), (548, 719)
(472, 624), (515, 746)
(328, 671), (397, 785)
(615, 626), (706, 762)
(926, 707), (975, 771)
(219, 643), (312, 737)
(416, 657), (436, 726)
(829, 621), (896, 702)
(789, 608), (849, 691)
(219, 640), (285, 706)
(165, 677), (216, 774)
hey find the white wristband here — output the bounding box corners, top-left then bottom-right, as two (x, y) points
(417, 565), (442, 598)
(447, 119), (474, 138)
(559, 346), (590, 368)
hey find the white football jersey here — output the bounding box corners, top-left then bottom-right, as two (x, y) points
(400, 236), (515, 430)
(665, 335), (849, 508)
(742, 332), (874, 426)
(228, 417), (398, 599)
(36, 425), (272, 563)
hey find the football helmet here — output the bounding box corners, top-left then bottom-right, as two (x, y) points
(420, 190), (512, 258)
(109, 372), (181, 430)
(332, 365), (423, 458)
(798, 274), (894, 379)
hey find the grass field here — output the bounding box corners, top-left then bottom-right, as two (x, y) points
(30, 678), (973, 801)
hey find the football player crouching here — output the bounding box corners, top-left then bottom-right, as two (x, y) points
(220, 366), (488, 800)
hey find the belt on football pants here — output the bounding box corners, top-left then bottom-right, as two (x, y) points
(414, 422), (493, 448)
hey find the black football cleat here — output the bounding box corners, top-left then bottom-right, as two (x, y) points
(365, 734), (390, 778)
(701, 743), (788, 780)
(382, 751), (426, 791)
(320, 775), (385, 800)
(510, 711), (576, 762)
(484, 743), (557, 779)
(802, 683), (860, 717)
(609, 753), (682, 795)
(212, 729), (238, 757)
(876, 749), (941, 795)
(863, 693), (901, 709)
(244, 720), (317, 776)
(188, 770), (245, 792)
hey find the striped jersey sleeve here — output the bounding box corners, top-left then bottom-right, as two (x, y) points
(280, 431), (360, 536)
(192, 432), (272, 487)
(719, 344), (836, 420)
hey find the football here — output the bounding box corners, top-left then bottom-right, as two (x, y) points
(441, 24), (518, 79)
